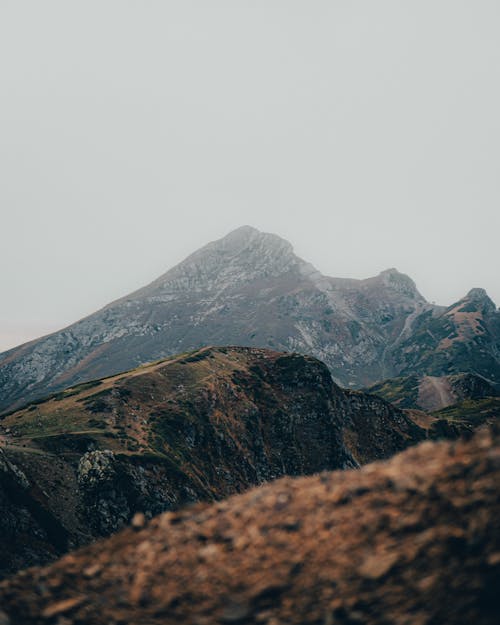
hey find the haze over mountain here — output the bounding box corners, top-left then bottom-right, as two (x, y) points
(1, 226), (499, 413)
(2, 5), (499, 622)
(2, 3), (500, 355)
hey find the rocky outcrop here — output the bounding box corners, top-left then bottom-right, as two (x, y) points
(0, 346), (425, 578)
(2, 226), (498, 414)
(77, 451), (130, 535)
(1, 427), (498, 625)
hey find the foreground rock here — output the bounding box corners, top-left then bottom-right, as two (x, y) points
(1, 427), (498, 625)
(0, 346), (423, 578)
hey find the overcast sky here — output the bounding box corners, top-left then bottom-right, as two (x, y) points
(1, 2), (499, 352)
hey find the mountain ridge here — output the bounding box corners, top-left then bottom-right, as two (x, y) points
(0, 345), (425, 577)
(1, 226), (498, 413)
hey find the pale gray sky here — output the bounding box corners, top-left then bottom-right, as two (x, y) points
(1, 1), (499, 352)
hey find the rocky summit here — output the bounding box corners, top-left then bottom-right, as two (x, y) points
(0, 346), (424, 578)
(1, 226), (499, 413)
(1, 426), (498, 625)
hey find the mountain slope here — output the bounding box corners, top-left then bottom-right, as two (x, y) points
(1, 427), (497, 625)
(431, 396), (500, 433)
(391, 288), (500, 384)
(0, 346), (424, 578)
(1, 226), (499, 413)
(366, 372), (499, 411)
(366, 371), (500, 440)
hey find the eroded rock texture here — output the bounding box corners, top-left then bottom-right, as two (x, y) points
(1, 427), (498, 625)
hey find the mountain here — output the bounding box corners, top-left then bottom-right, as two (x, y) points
(430, 396), (500, 435)
(365, 372), (499, 412)
(366, 372), (500, 440)
(1, 226), (499, 413)
(0, 346), (424, 578)
(389, 288), (500, 383)
(1, 427), (497, 625)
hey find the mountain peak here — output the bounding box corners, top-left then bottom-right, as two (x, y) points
(222, 224), (260, 238)
(377, 268), (423, 300)
(213, 225), (293, 255)
(462, 288), (496, 313)
(138, 227), (301, 297)
(467, 287), (491, 300)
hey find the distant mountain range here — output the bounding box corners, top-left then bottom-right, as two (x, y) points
(1, 225), (499, 413)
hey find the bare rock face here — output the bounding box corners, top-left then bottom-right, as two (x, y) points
(0, 346), (424, 578)
(2, 226), (498, 414)
(77, 451), (130, 535)
(1, 427), (498, 625)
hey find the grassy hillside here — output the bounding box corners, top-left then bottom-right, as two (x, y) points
(0, 345), (424, 578)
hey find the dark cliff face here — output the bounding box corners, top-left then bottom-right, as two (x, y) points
(0, 346), (424, 578)
(1, 428), (497, 625)
(5, 226), (498, 414)
(0, 448), (77, 575)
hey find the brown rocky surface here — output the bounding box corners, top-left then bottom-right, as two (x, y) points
(1, 427), (498, 625)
